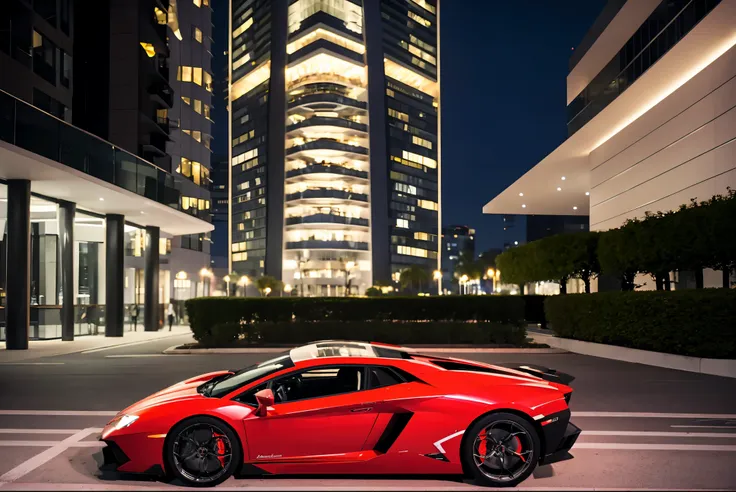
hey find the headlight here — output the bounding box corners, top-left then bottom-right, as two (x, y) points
(110, 414), (139, 431)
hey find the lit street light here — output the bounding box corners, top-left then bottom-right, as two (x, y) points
(486, 268), (496, 294)
(433, 270), (442, 295)
(223, 275), (231, 297)
(238, 275), (249, 297)
(460, 274), (469, 295)
(264, 287), (272, 297)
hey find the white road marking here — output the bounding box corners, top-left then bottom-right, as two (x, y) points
(582, 430), (736, 438)
(671, 425), (736, 429)
(0, 427), (99, 483)
(80, 334), (190, 354)
(0, 429), (81, 434)
(105, 354), (168, 358)
(574, 443), (736, 451)
(0, 441), (104, 448)
(0, 410), (117, 416)
(572, 411), (736, 419)
(0, 363), (65, 366)
(432, 430), (464, 454)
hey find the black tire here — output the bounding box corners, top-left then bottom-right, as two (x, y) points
(165, 416), (242, 487)
(461, 412), (540, 487)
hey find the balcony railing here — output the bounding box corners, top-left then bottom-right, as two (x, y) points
(288, 92), (367, 110)
(287, 116), (367, 134)
(287, 139), (368, 156)
(285, 214), (369, 227)
(285, 240), (369, 251)
(285, 189), (368, 202)
(286, 164), (368, 180)
(0, 88), (181, 210)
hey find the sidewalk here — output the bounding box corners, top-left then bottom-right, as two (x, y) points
(0, 325), (193, 363)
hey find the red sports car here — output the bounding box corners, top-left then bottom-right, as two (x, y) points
(101, 340), (580, 487)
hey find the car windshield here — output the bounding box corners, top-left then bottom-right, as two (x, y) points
(203, 353), (294, 398)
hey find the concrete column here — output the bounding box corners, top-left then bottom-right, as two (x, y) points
(59, 201), (75, 341)
(6, 180), (31, 350)
(105, 214), (124, 337)
(144, 226), (160, 331)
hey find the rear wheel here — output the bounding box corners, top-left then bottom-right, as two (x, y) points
(462, 412), (540, 487)
(165, 416), (242, 487)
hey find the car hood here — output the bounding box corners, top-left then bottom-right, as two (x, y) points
(119, 370), (233, 416)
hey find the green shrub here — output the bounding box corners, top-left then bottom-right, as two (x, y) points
(522, 295), (547, 327)
(545, 289), (736, 358)
(185, 296), (529, 347)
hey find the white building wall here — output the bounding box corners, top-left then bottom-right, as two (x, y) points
(588, 43), (736, 233)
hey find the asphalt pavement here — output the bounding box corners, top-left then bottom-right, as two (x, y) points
(0, 334), (735, 490)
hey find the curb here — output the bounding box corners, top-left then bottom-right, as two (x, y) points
(163, 345), (568, 355)
(531, 332), (736, 379)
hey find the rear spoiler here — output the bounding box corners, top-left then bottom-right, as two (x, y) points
(497, 363), (575, 385)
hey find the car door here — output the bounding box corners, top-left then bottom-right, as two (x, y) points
(241, 364), (380, 462)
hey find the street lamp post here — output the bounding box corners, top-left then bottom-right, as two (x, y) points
(486, 268), (496, 294)
(460, 274), (469, 295)
(223, 275), (231, 297)
(433, 270), (442, 295)
(238, 275), (249, 297)
(345, 261), (355, 297)
(199, 268), (212, 297)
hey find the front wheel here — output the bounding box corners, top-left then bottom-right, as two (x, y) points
(165, 416), (242, 487)
(462, 412), (540, 487)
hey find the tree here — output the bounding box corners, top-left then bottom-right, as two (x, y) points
(399, 265), (430, 294)
(255, 276), (283, 296)
(598, 223), (639, 291)
(365, 287), (382, 297)
(630, 212), (679, 290)
(698, 188), (736, 288)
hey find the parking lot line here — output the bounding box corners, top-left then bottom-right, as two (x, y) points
(0, 428), (100, 483)
(0, 429), (80, 434)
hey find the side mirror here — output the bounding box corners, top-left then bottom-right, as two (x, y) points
(254, 388), (274, 417)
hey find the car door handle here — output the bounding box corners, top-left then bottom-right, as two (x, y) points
(351, 407), (372, 413)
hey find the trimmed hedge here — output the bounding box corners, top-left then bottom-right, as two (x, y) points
(545, 289), (736, 359)
(522, 295), (547, 327)
(185, 296), (528, 347)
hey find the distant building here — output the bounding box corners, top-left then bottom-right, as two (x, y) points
(502, 215), (523, 249)
(441, 225), (475, 294)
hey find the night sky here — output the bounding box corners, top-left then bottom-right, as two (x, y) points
(211, 1), (607, 253)
(440, 0), (606, 252)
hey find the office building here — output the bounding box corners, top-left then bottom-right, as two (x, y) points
(441, 225), (474, 293)
(484, 0), (735, 290)
(73, 0), (214, 305)
(0, 0), (212, 347)
(228, 0), (440, 296)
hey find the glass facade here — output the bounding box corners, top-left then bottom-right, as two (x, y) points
(567, 0), (721, 136)
(228, 0), (440, 295)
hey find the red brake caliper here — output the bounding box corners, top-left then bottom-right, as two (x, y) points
(478, 431), (488, 457)
(213, 433), (226, 468)
(514, 436), (525, 462)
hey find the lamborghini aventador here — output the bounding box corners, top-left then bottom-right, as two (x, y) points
(100, 340), (580, 487)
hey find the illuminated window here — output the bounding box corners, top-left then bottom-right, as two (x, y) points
(397, 245), (428, 258)
(203, 0), (209, 5)
(192, 131), (202, 142)
(418, 200), (438, 211)
(409, 0), (435, 14)
(181, 96), (191, 105)
(232, 148), (258, 166)
(140, 42), (155, 57)
(193, 0), (201, 6)
(203, 104), (211, 119)
(408, 11), (431, 27)
(192, 161), (201, 185)
(193, 99), (202, 114)
(193, 67), (202, 85)
(386, 88), (395, 97)
(403, 150), (436, 169)
(180, 158), (192, 177)
(396, 218), (409, 229)
(231, 61), (270, 100)
(411, 34), (435, 53)
(204, 72), (213, 92)
(402, 41), (436, 66)
(233, 52), (251, 71)
(414, 232), (430, 241)
(384, 58), (438, 98)
(233, 17), (253, 39)
(412, 135), (432, 149)
(288, 0), (363, 35)
(388, 108), (409, 122)
(193, 27), (203, 43)
(154, 7), (167, 24)
(179, 66), (192, 82)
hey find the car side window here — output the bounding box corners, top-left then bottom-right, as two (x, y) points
(271, 366), (364, 404)
(367, 366), (404, 389)
(234, 382), (268, 407)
